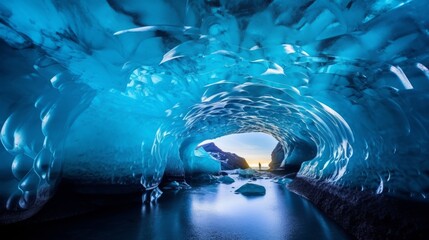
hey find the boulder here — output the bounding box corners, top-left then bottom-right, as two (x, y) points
(269, 142), (284, 170)
(218, 176), (235, 184)
(235, 183), (266, 196)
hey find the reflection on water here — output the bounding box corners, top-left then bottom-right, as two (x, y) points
(7, 178), (350, 240)
(140, 178), (349, 240)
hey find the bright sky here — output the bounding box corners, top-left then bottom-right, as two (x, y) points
(199, 132), (278, 167)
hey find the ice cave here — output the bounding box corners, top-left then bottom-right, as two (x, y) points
(1, 0), (429, 239)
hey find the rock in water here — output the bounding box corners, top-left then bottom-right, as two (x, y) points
(235, 183), (266, 196)
(162, 181), (180, 190)
(237, 168), (257, 178)
(218, 176), (235, 184)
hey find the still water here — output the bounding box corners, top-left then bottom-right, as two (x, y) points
(7, 177), (351, 240)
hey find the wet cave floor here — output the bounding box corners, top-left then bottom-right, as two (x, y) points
(2, 172), (352, 240)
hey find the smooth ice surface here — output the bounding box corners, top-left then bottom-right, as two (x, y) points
(190, 147), (221, 174)
(1, 178), (351, 240)
(1, 0), (429, 222)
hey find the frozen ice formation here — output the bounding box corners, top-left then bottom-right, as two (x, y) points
(189, 145), (221, 174)
(235, 183), (266, 196)
(200, 142), (249, 170)
(1, 0), (429, 222)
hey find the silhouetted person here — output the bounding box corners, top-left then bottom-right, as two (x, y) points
(258, 162), (261, 171)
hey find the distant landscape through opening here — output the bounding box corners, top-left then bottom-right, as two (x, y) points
(198, 132), (278, 169)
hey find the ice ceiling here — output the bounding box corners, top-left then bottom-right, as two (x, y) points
(1, 0), (429, 222)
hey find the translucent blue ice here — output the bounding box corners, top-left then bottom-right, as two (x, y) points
(1, 0), (429, 222)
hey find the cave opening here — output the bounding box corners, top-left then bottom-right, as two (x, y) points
(196, 132), (279, 170)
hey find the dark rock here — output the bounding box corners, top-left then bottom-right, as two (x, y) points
(288, 177), (429, 240)
(162, 181), (180, 190)
(188, 174), (217, 183)
(200, 142), (250, 170)
(283, 173), (297, 179)
(237, 168), (257, 178)
(269, 142), (284, 170)
(218, 176), (235, 184)
(235, 183), (266, 196)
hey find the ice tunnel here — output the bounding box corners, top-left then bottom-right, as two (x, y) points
(1, 0), (429, 238)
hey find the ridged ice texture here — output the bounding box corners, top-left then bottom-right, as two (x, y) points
(1, 0), (429, 222)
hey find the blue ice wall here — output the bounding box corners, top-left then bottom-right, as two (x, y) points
(1, 0), (429, 222)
